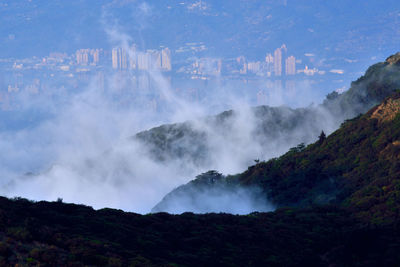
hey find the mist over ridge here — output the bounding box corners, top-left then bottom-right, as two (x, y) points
(1, 0), (400, 214)
(151, 52), (400, 213)
(1, 52), (400, 214)
(3, 2), (400, 266)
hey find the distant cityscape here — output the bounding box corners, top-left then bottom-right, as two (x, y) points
(1, 43), (327, 77)
(0, 42), (341, 111)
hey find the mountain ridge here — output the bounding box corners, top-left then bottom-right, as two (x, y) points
(152, 90), (400, 221)
(136, 52), (400, 178)
(2, 54), (400, 265)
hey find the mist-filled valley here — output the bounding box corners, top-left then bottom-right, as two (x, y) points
(4, 2), (400, 266)
(1, 0), (400, 215)
(1, 52), (400, 215)
(0, 64), (333, 214)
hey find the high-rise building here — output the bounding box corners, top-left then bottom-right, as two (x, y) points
(274, 48), (282, 76)
(112, 47), (128, 70)
(91, 49), (100, 65)
(121, 48), (128, 69)
(161, 48), (171, 71)
(285, 55), (296, 75)
(247, 61), (261, 73)
(76, 49), (89, 65)
(112, 48), (119, 69)
(265, 53), (274, 76)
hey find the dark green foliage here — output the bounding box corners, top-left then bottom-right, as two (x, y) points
(235, 91), (400, 223)
(1, 197), (400, 266)
(318, 130), (326, 144)
(155, 91), (400, 223)
(3, 54), (400, 266)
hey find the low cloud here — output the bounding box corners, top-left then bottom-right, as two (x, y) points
(0, 1), (361, 215)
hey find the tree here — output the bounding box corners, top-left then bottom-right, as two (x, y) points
(318, 131), (326, 144)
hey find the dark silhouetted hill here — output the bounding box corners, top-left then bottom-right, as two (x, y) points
(1, 197), (400, 266)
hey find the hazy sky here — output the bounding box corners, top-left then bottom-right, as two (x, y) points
(1, 0), (399, 59)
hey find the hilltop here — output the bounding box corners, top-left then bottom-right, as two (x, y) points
(136, 53), (400, 172)
(153, 90), (400, 224)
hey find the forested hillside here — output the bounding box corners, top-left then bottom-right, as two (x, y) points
(136, 53), (400, 171)
(154, 91), (400, 224)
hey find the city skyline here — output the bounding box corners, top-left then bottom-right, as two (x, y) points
(43, 43), (322, 79)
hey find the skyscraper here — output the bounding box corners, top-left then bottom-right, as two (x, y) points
(76, 49), (89, 65)
(265, 53), (274, 77)
(120, 48), (128, 69)
(274, 48), (282, 76)
(112, 47), (128, 70)
(285, 56), (296, 75)
(91, 49), (100, 65)
(247, 61), (261, 73)
(161, 48), (171, 71)
(112, 48), (119, 69)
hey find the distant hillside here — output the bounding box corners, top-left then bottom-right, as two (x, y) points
(135, 105), (329, 169)
(137, 53), (400, 172)
(153, 90), (400, 223)
(324, 52), (400, 118)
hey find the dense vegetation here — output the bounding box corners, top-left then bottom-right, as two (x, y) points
(155, 91), (400, 221)
(239, 92), (400, 223)
(2, 53), (400, 266)
(2, 197), (400, 266)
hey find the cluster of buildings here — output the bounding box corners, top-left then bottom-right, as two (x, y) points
(9, 43), (318, 80)
(73, 46), (173, 72)
(0, 42), (336, 111)
(75, 49), (101, 66)
(111, 46), (171, 71)
(243, 44), (297, 76)
(181, 44), (317, 79)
